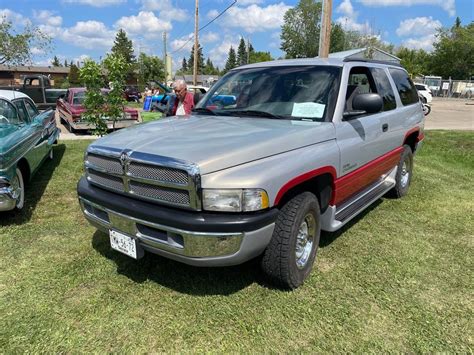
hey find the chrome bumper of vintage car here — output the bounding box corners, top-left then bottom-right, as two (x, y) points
(70, 119), (138, 131)
(0, 182), (17, 211)
(78, 196), (275, 267)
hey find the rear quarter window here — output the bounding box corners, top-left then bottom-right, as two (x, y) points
(370, 68), (396, 111)
(389, 68), (419, 106)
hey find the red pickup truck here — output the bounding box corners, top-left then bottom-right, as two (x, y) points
(57, 87), (140, 132)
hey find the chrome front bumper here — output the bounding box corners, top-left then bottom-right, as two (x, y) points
(79, 197), (275, 266)
(70, 119), (138, 131)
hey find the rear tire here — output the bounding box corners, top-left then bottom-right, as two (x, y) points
(261, 192), (321, 289)
(388, 145), (413, 198)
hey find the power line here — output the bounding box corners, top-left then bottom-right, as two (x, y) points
(170, 0), (237, 55)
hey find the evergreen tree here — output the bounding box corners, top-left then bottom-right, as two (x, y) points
(181, 57), (188, 73)
(188, 43), (205, 75)
(68, 63), (81, 85)
(51, 55), (61, 66)
(223, 46), (237, 73)
(237, 37), (248, 66)
(111, 29), (135, 64)
(64, 59), (68, 67)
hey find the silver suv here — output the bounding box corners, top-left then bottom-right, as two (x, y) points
(77, 58), (425, 289)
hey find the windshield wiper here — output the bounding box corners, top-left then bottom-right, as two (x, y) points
(224, 110), (284, 119)
(192, 107), (217, 115)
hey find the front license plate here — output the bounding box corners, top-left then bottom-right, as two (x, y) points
(109, 230), (137, 259)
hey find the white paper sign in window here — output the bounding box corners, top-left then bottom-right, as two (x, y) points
(291, 102), (325, 118)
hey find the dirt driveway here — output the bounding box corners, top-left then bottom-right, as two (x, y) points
(424, 98), (473, 130)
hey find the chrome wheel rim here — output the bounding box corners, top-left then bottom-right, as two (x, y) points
(11, 170), (24, 209)
(400, 159), (410, 188)
(295, 213), (316, 269)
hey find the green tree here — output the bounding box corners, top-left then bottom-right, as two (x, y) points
(249, 51), (272, 64)
(0, 17), (51, 65)
(68, 64), (81, 85)
(280, 0), (321, 58)
(138, 52), (165, 89)
(111, 29), (135, 65)
(64, 59), (69, 67)
(428, 20), (474, 79)
(181, 57), (188, 73)
(203, 57), (219, 75)
(223, 46), (237, 73)
(188, 43), (205, 75)
(396, 47), (429, 77)
(329, 23), (346, 53)
(237, 37), (248, 66)
(51, 56), (62, 67)
(80, 54), (130, 135)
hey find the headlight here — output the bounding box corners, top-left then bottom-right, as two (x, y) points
(202, 189), (269, 212)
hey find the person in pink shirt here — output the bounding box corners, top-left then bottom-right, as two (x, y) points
(171, 80), (194, 116)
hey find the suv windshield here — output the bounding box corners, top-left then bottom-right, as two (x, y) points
(196, 65), (341, 121)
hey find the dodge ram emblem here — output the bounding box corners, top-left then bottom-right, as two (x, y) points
(120, 152), (128, 168)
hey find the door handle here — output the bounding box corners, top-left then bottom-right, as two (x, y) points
(382, 123), (389, 132)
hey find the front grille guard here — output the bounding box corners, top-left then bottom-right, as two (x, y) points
(84, 145), (202, 210)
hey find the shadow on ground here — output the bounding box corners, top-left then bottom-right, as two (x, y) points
(91, 198), (384, 295)
(0, 144), (66, 226)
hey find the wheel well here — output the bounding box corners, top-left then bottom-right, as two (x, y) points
(277, 173), (333, 213)
(404, 131), (419, 153)
(17, 159), (31, 183)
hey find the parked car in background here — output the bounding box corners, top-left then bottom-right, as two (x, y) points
(57, 88), (140, 132)
(415, 83), (433, 103)
(124, 86), (142, 102)
(0, 75), (66, 110)
(78, 58), (425, 289)
(0, 90), (59, 212)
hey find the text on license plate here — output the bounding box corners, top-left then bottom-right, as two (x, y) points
(109, 230), (137, 259)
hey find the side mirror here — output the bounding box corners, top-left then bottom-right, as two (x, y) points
(343, 93), (383, 120)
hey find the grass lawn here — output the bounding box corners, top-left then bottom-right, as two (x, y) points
(140, 111), (162, 122)
(0, 131), (472, 352)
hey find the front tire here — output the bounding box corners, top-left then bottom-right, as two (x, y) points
(261, 192), (321, 289)
(388, 145), (413, 198)
(12, 168), (25, 210)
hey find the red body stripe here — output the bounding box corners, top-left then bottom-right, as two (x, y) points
(331, 147), (403, 205)
(274, 166), (337, 205)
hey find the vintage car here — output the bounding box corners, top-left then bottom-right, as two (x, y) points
(56, 88), (140, 132)
(0, 90), (59, 211)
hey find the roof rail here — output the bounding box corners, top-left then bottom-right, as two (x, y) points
(342, 58), (403, 68)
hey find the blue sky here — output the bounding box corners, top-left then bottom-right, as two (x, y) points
(1, 0), (473, 69)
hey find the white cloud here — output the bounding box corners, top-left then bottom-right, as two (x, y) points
(0, 9), (29, 26)
(62, 0), (126, 7)
(31, 47), (46, 55)
(336, 0), (371, 34)
(138, 0), (189, 21)
(396, 16), (442, 37)
(201, 32), (219, 44)
(170, 33), (194, 53)
(115, 11), (172, 39)
(62, 20), (115, 49)
(236, 0), (265, 4)
(222, 3), (292, 33)
(401, 35), (437, 51)
(396, 16), (442, 51)
(357, 0), (455, 17)
(74, 54), (92, 64)
(206, 9), (219, 19)
(33, 10), (63, 27)
(208, 36), (240, 67)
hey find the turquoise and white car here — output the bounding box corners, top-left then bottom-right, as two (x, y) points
(0, 90), (59, 211)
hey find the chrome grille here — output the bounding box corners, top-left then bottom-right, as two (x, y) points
(128, 162), (188, 185)
(87, 170), (124, 192)
(87, 153), (123, 174)
(130, 181), (190, 205)
(84, 149), (198, 209)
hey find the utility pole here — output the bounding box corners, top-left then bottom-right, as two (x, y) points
(318, 0), (332, 58)
(193, 0), (199, 86)
(246, 37), (250, 64)
(163, 31), (167, 82)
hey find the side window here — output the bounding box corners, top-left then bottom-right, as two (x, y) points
(24, 99), (39, 119)
(388, 68), (419, 106)
(370, 68), (397, 111)
(0, 99), (20, 124)
(346, 66), (377, 112)
(13, 100), (29, 123)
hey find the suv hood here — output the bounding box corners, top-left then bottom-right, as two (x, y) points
(92, 115), (336, 174)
